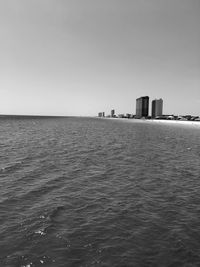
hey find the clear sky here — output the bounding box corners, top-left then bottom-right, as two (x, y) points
(0, 0), (199, 116)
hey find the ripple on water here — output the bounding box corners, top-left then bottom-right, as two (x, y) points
(0, 117), (200, 267)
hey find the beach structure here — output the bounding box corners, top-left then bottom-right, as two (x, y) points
(136, 96), (149, 118)
(152, 98), (163, 118)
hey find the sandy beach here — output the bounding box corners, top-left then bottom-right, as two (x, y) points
(103, 117), (200, 128)
(146, 119), (200, 128)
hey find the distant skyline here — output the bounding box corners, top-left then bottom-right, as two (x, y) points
(0, 0), (199, 116)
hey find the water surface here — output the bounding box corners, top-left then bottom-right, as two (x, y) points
(0, 117), (200, 267)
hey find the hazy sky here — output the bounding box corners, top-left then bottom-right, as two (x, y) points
(0, 0), (199, 116)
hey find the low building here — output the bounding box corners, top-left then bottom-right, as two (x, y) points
(98, 112), (105, 118)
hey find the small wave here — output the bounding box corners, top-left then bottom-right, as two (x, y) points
(20, 255), (55, 267)
(48, 205), (65, 221)
(0, 161), (23, 173)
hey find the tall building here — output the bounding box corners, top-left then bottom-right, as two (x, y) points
(111, 109), (115, 117)
(151, 99), (163, 118)
(136, 96), (149, 118)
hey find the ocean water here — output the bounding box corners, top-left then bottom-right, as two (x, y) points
(0, 117), (200, 267)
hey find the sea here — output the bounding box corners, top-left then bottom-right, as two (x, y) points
(0, 116), (200, 267)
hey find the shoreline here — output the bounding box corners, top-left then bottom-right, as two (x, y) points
(102, 117), (200, 128)
(147, 119), (200, 128)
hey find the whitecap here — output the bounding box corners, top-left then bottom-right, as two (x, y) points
(21, 263), (32, 267)
(35, 230), (45, 235)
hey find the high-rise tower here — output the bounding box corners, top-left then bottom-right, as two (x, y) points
(111, 109), (115, 117)
(151, 99), (163, 118)
(136, 96), (149, 118)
